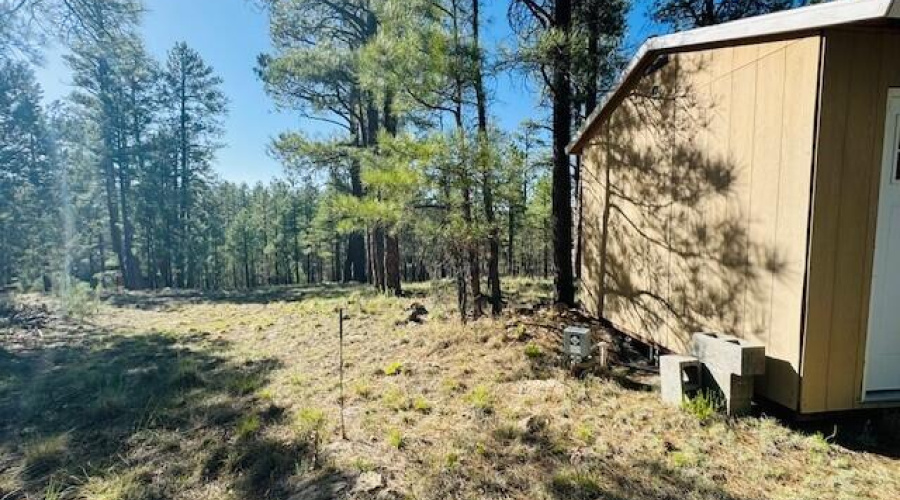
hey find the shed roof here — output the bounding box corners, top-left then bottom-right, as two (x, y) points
(568, 0), (900, 154)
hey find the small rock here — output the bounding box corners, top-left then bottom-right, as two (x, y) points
(407, 302), (428, 323)
(353, 471), (383, 493)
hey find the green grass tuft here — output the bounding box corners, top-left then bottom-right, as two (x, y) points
(294, 408), (327, 467)
(682, 390), (721, 423)
(227, 373), (264, 396)
(412, 395), (432, 414)
(466, 384), (494, 414)
(549, 470), (603, 500)
(235, 414), (261, 439)
(352, 380), (374, 399)
(524, 343), (542, 359)
(383, 361), (404, 376)
(22, 434), (67, 480)
(386, 428), (404, 450)
(382, 386), (410, 411)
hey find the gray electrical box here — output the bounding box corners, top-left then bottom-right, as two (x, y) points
(565, 326), (592, 363)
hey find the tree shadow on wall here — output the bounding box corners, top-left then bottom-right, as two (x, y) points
(580, 53), (792, 350)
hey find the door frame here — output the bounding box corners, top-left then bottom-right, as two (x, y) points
(862, 87), (900, 402)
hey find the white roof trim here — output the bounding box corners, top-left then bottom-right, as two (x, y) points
(569, 0), (900, 153)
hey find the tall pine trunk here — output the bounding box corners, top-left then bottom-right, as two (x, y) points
(97, 57), (127, 289)
(178, 64), (190, 288)
(450, 0), (480, 318)
(382, 91), (402, 296)
(345, 112), (367, 283)
(471, 0), (501, 315)
(116, 146), (140, 289)
(101, 149), (124, 287)
(372, 227), (386, 292)
(385, 233), (401, 296)
(551, 0), (576, 306)
(347, 146), (368, 282)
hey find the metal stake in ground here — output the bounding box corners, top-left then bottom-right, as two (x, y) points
(339, 308), (346, 439)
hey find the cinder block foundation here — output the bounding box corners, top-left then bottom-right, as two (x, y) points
(660, 355), (702, 406)
(691, 332), (765, 376)
(690, 333), (765, 416)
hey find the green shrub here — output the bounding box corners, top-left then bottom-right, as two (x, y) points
(524, 343), (542, 359)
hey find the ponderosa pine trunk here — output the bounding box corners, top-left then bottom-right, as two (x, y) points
(116, 144), (141, 289)
(385, 233), (401, 296)
(382, 91), (402, 296)
(347, 119), (368, 283)
(373, 227), (386, 292)
(552, 0), (576, 306)
(471, 0), (501, 315)
(177, 62), (190, 288)
(449, 0), (481, 317)
(97, 57), (128, 289)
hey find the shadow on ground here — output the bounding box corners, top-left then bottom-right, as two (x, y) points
(0, 322), (331, 499)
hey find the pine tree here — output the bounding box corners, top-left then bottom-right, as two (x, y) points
(0, 60), (60, 289)
(162, 42), (227, 288)
(258, 0), (376, 284)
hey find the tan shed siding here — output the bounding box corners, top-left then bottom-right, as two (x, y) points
(580, 36), (822, 410)
(802, 29), (900, 413)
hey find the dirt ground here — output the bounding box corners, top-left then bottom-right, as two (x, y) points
(1, 280), (898, 500)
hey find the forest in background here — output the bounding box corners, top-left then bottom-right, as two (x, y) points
(0, 0), (813, 319)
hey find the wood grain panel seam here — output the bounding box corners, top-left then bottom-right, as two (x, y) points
(767, 47), (790, 351)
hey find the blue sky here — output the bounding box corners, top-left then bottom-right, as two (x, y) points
(35, 0), (661, 184)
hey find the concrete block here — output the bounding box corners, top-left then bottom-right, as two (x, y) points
(702, 367), (755, 415)
(660, 355), (702, 406)
(691, 332), (765, 377)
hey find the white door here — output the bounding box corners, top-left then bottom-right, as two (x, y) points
(864, 89), (900, 402)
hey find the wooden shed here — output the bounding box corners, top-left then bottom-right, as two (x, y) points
(570, 0), (900, 414)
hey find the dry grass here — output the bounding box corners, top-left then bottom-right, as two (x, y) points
(0, 279), (898, 500)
